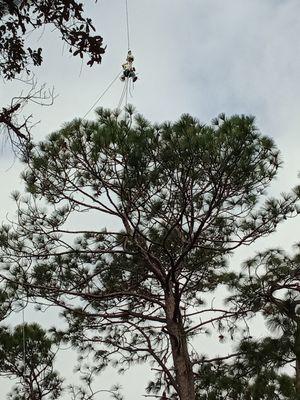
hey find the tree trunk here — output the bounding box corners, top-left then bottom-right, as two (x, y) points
(165, 291), (195, 400)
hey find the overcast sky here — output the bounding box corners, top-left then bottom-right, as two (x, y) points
(1, 0), (300, 398)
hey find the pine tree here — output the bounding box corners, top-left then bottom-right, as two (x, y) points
(0, 323), (62, 399)
(221, 249), (300, 399)
(195, 336), (296, 399)
(1, 108), (299, 399)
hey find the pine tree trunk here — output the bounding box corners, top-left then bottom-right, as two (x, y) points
(165, 291), (195, 400)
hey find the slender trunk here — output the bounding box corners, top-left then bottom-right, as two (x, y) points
(295, 319), (300, 397)
(165, 291), (195, 400)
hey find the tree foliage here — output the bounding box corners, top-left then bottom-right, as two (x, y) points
(214, 248), (300, 399)
(0, 0), (105, 142)
(0, 0), (105, 80)
(0, 109), (299, 399)
(0, 323), (63, 400)
(195, 335), (297, 399)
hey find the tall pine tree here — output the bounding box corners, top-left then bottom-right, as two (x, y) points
(0, 108), (299, 399)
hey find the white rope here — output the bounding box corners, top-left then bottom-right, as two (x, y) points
(125, 0), (131, 51)
(22, 306), (26, 376)
(80, 0), (132, 121)
(125, 77), (129, 110)
(117, 80), (127, 110)
(82, 71), (122, 120)
(128, 77), (134, 98)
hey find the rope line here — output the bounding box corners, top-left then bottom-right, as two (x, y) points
(82, 71), (122, 120)
(125, 0), (130, 50)
(22, 306), (26, 376)
(125, 77), (129, 110)
(117, 80), (127, 110)
(129, 78), (134, 98)
(81, 0), (132, 120)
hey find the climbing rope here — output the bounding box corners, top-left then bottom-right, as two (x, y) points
(81, 0), (135, 120)
(124, 0), (131, 112)
(128, 78), (134, 98)
(117, 80), (128, 110)
(22, 305), (26, 376)
(125, 78), (129, 110)
(125, 0), (131, 51)
(82, 71), (122, 120)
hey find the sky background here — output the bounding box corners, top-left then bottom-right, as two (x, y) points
(1, 0), (300, 398)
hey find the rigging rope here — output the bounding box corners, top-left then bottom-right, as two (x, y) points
(125, 0), (131, 51)
(117, 80), (127, 110)
(125, 78), (129, 110)
(125, 0), (132, 112)
(128, 78), (134, 98)
(82, 71), (122, 120)
(22, 306), (26, 376)
(81, 0), (133, 120)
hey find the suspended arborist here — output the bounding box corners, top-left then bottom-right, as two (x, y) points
(120, 50), (138, 82)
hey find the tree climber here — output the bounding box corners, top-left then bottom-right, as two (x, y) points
(120, 50), (138, 82)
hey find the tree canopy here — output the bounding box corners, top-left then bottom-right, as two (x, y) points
(217, 248), (300, 399)
(0, 0), (105, 142)
(1, 109), (299, 399)
(0, 323), (62, 400)
(0, 0), (105, 80)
